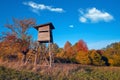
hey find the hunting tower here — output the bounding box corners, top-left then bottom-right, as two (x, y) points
(34, 22), (55, 67)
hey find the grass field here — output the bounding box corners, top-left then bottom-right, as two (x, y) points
(0, 61), (120, 80)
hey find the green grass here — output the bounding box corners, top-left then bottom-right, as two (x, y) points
(0, 66), (41, 80)
(0, 64), (120, 80)
(69, 67), (120, 80)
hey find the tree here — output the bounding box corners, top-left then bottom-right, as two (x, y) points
(5, 18), (35, 63)
(88, 50), (105, 66)
(63, 41), (75, 61)
(103, 42), (120, 66)
(64, 41), (72, 52)
(0, 33), (21, 61)
(73, 40), (88, 53)
(75, 51), (90, 65)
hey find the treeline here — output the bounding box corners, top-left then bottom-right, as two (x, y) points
(0, 18), (120, 66)
(54, 40), (120, 66)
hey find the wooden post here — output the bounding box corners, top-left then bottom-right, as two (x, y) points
(49, 42), (52, 67)
(34, 52), (37, 66)
(34, 46), (38, 66)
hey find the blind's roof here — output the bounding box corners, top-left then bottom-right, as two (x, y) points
(34, 22), (55, 30)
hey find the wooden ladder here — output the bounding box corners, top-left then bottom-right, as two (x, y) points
(24, 47), (50, 66)
(25, 49), (36, 65)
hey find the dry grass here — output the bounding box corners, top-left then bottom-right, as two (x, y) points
(0, 60), (120, 80)
(0, 60), (88, 75)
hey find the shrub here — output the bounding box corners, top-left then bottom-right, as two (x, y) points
(75, 51), (91, 65)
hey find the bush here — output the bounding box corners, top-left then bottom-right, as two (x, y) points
(88, 50), (105, 66)
(75, 51), (91, 65)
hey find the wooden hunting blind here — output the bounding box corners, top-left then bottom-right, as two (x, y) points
(25, 22), (55, 67)
(34, 22), (55, 43)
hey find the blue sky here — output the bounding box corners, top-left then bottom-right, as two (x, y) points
(0, 0), (120, 49)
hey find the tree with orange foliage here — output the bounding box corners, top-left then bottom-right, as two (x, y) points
(64, 41), (74, 58)
(64, 41), (72, 52)
(72, 40), (89, 64)
(76, 40), (88, 52)
(0, 33), (20, 61)
(4, 18), (35, 63)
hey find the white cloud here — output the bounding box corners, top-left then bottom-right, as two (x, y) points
(23, 1), (64, 14)
(79, 7), (114, 23)
(69, 25), (74, 28)
(79, 17), (87, 23)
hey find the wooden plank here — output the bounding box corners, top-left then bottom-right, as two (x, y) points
(38, 32), (50, 41)
(38, 25), (50, 31)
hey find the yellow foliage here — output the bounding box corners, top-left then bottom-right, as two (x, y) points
(75, 51), (90, 65)
(109, 59), (114, 66)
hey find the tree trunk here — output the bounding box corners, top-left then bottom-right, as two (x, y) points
(34, 53), (37, 66)
(22, 54), (26, 63)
